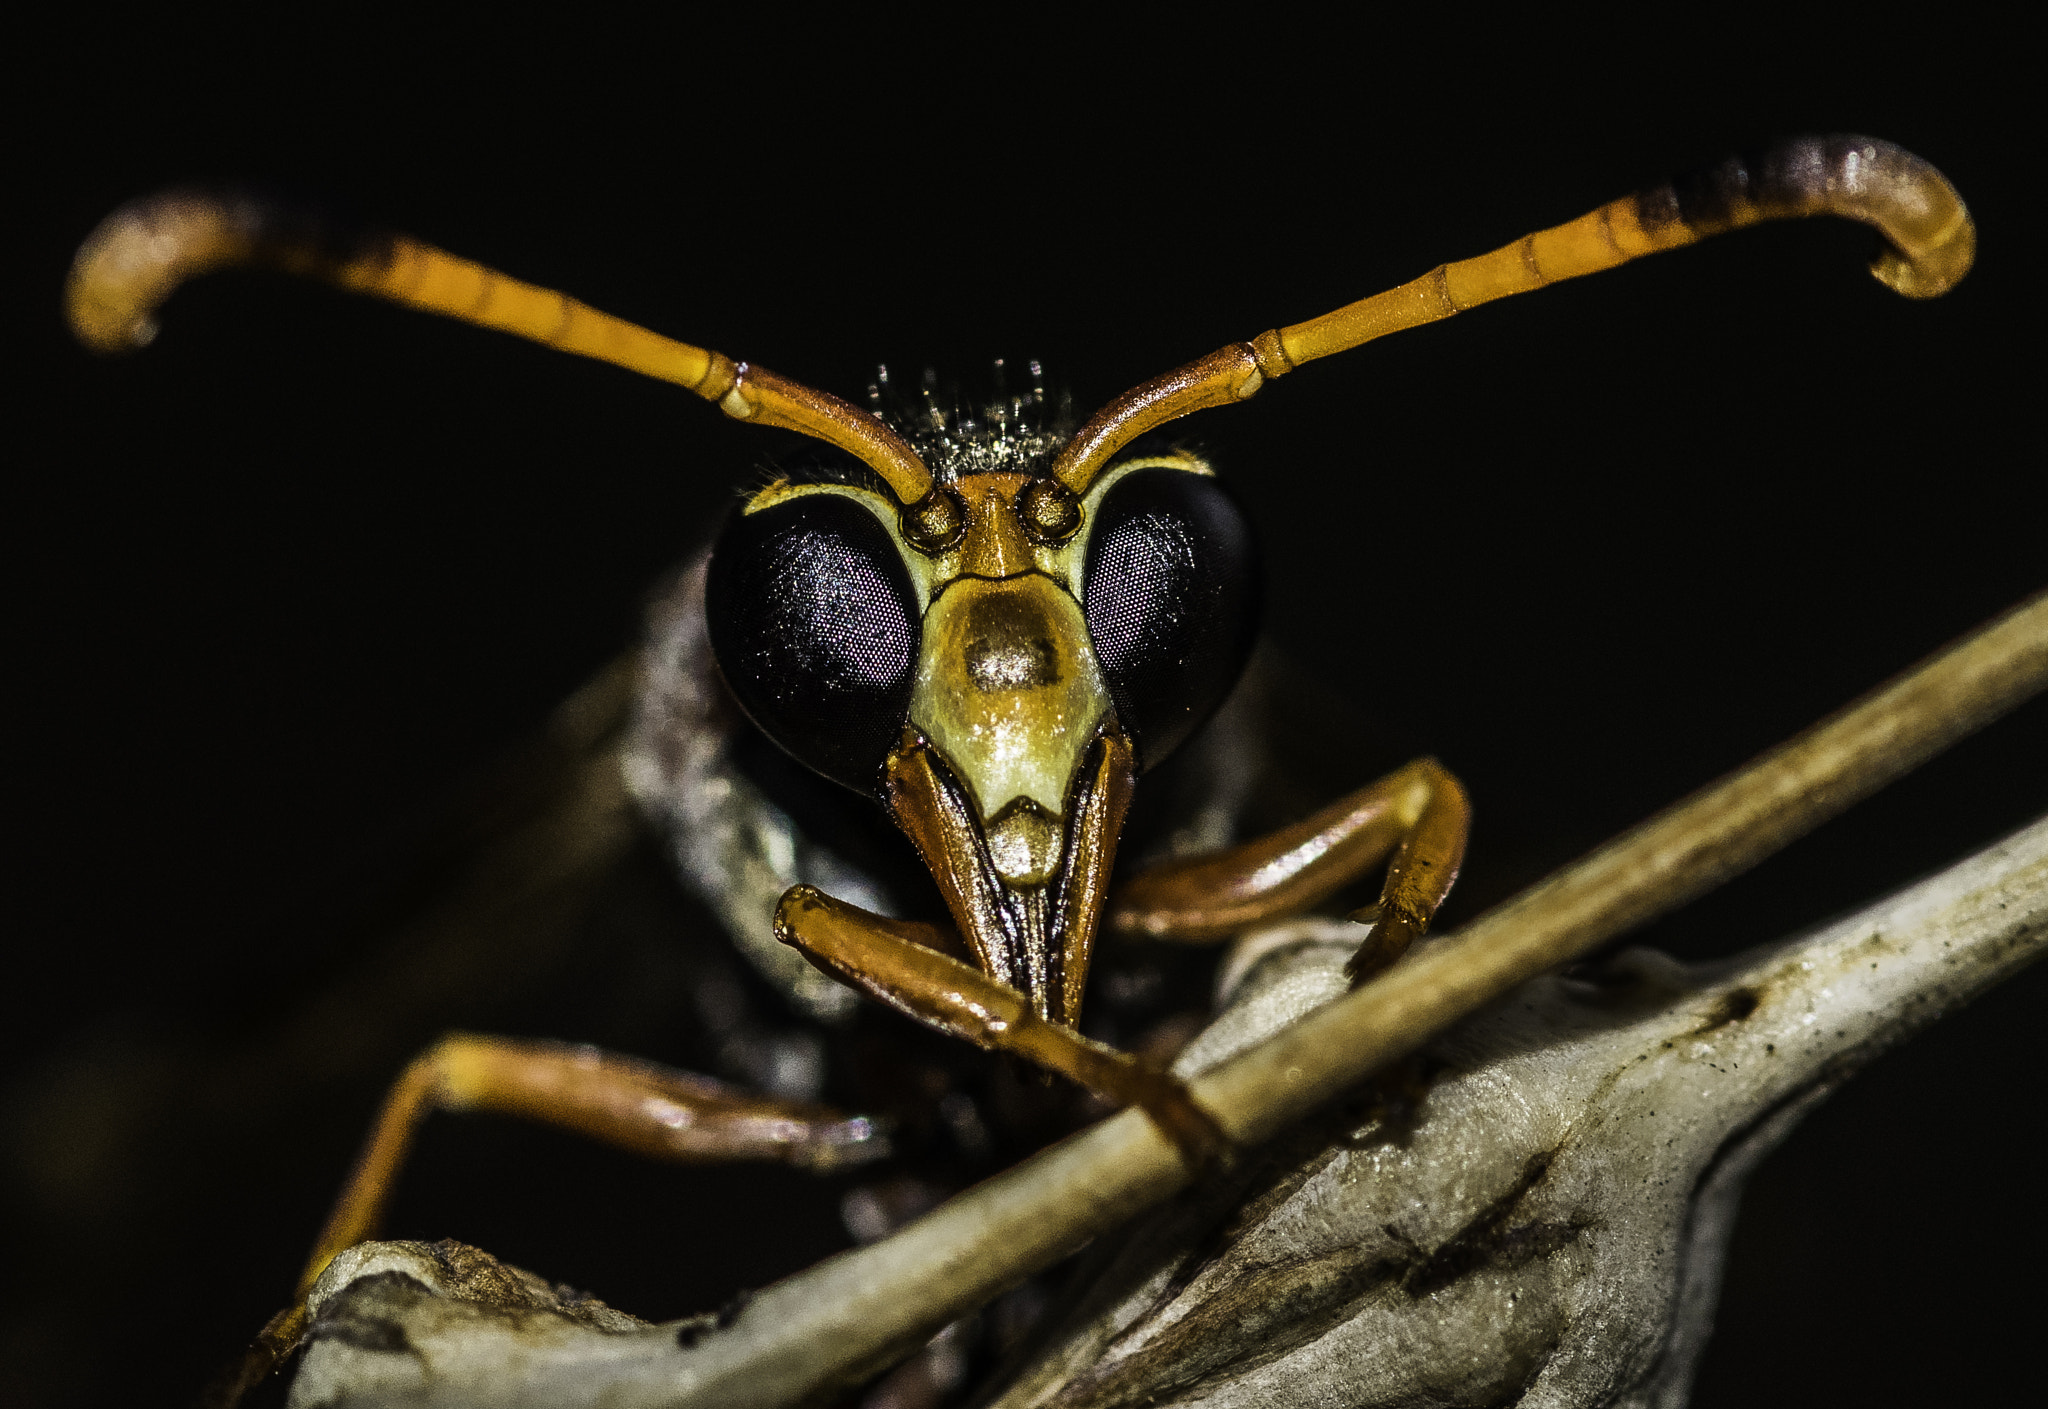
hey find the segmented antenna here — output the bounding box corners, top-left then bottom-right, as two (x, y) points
(66, 189), (937, 505)
(1049, 136), (1974, 494)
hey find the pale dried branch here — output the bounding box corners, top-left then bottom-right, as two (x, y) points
(985, 818), (2048, 1407)
(292, 814), (2048, 1408)
(290, 591), (2048, 1408)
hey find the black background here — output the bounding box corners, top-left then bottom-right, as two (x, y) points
(5, 11), (2043, 1407)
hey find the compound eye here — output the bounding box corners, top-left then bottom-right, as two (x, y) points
(1082, 468), (1259, 769)
(706, 493), (919, 790)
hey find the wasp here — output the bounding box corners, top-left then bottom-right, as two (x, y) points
(66, 135), (1975, 1403)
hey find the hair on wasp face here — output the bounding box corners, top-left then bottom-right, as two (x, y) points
(703, 372), (1261, 804)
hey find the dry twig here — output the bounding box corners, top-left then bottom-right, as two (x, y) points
(292, 592), (2048, 1408)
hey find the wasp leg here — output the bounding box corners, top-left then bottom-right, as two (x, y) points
(1108, 758), (1469, 983)
(775, 886), (1228, 1168)
(211, 1035), (886, 1407)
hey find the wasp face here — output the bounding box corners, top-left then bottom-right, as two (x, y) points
(706, 450), (1258, 1025)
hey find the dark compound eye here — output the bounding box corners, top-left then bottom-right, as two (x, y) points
(1082, 468), (1259, 770)
(706, 493), (919, 790)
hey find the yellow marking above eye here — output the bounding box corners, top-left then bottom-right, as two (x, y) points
(741, 477), (863, 515)
(734, 453), (1218, 613)
(1099, 453), (1214, 478)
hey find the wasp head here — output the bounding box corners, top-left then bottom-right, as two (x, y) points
(706, 386), (1257, 1027)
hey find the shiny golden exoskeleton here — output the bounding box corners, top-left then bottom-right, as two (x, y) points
(66, 134), (1973, 1403)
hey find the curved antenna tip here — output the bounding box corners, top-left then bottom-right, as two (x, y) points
(67, 192), (244, 354)
(1871, 215), (1976, 299)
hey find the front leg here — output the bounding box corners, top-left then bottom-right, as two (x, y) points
(775, 886), (1227, 1166)
(1108, 757), (1470, 982)
(211, 1035), (887, 1406)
